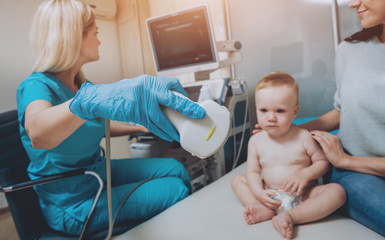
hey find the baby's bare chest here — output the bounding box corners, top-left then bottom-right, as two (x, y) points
(258, 141), (310, 168)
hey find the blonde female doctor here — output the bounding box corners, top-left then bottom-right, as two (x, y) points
(16, 0), (205, 236)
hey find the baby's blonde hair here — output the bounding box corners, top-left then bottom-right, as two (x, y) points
(255, 72), (299, 104)
(30, 0), (95, 84)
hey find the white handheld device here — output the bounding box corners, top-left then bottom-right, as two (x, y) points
(164, 92), (231, 159)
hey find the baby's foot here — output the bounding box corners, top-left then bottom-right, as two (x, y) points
(243, 205), (274, 225)
(272, 212), (294, 239)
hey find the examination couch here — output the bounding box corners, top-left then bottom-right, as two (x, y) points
(116, 162), (383, 240)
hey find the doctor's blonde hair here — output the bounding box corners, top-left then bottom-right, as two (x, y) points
(30, 0), (95, 83)
(256, 72), (299, 105)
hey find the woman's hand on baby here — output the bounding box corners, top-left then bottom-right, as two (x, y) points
(252, 123), (263, 135)
(311, 130), (350, 169)
(283, 170), (311, 196)
(255, 189), (281, 210)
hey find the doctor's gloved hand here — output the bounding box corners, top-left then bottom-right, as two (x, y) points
(69, 74), (206, 142)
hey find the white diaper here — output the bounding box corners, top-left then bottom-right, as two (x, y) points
(270, 189), (302, 214)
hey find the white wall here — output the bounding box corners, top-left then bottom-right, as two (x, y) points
(0, 0), (40, 113)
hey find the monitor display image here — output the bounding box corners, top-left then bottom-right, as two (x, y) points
(146, 5), (219, 76)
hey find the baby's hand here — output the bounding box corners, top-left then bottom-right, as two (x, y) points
(255, 189), (281, 210)
(283, 170), (311, 196)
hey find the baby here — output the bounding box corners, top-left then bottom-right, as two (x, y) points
(231, 72), (346, 239)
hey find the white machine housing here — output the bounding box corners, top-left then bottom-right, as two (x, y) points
(163, 92), (231, 159)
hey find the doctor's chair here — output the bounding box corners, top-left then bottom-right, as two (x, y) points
(0, 110), (131, 240)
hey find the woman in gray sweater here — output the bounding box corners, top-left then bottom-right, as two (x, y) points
(306, 0), (385, 236)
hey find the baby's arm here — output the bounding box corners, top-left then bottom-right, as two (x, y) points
(246, 135), (281, 209)
(284, 131), (329, 195)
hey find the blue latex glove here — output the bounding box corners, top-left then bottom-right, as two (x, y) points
(69, 75), (206, 142)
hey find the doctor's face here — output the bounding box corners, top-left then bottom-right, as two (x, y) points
(80, 23), (101, 64)
(349, 0), (385, 28)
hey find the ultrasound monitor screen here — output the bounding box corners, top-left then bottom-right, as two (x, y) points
(147, 6), (218, 74)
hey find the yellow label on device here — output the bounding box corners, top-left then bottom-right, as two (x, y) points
(206, 125), (216, 141)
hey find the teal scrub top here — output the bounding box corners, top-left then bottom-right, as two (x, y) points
(16, 72), (106, 222)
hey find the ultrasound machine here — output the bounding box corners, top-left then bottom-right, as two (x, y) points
(129, 5), (250, 192)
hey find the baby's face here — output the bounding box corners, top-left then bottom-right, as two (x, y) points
(255, 86), (299, 137)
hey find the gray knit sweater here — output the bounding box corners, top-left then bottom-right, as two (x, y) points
(334, 36), (385, 157)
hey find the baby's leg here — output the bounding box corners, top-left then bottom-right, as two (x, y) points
(272, 183), (345, 239)
(232, 174), (275, 224)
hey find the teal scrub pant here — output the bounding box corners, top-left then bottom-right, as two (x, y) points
(61, 157), (191, 235)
